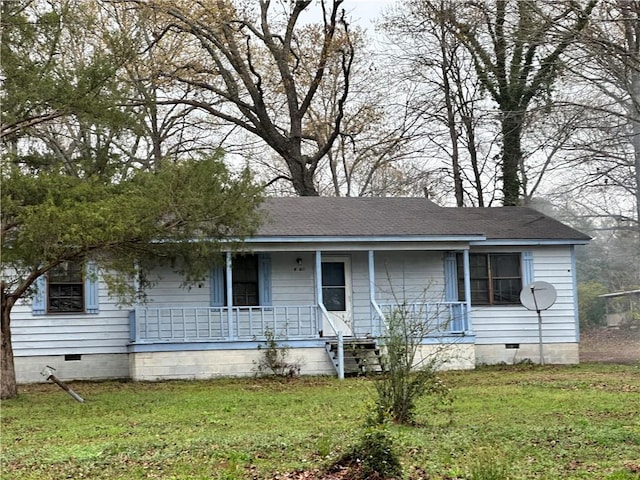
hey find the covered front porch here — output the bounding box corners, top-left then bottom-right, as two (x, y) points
(128, 249), (475, 378)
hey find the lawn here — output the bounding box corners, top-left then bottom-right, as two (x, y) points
(1, 363), (639, 479)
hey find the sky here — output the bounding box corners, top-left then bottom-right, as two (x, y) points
(300, 0), (394, 32)
(342, 0), (393, 30)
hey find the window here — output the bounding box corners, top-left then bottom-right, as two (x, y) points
(47, 261), (85, 313)
(321, 261), (347, 311)
(210, 253), (271, 307)
(231, 255), (259, 306)
(457, 253), (522, 305)
(32, 261), (99, 315)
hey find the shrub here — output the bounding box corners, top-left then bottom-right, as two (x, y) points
(372, 307), (451, 425)
(332, 425), (402, 480)
(578, 281), (607, 329)
(253, 328), (301, 378)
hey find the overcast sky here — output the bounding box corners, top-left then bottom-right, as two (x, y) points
(343, 0), (392, 29)
(299, 0), (394, 32)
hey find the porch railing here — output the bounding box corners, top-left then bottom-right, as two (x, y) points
(129, 301), (469, 343)
(130, 305), (319, 342)
(374, 301), (469, 335)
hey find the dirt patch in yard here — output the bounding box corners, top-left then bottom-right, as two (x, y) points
(580, 325), (640, 364)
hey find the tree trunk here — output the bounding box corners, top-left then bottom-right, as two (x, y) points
(631, 118), (640, 227)
(461, 112), (485, 207)
(439, 20), (464, 207)
(501, 109), (524, 206)
(1, 289), (17, 400)
(289, 159), (319, 196)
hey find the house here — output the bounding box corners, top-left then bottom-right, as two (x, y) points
(11, 197), (590, 383)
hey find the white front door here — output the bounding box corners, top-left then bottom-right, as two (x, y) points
(321, 256), (353, 336)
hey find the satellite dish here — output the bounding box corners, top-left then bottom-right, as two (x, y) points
(520, 281), (557, 312)
(520, 281), (557, 366)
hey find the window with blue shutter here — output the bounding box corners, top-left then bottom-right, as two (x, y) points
(521, 251), (534, 286)
(210, 263), (225, 307)
(456, 252), (525, 305)
(443, 252), (458, 302)
(444, 252), (465, 331)
(84, 262), (99, 314)
(32, 261), (99, 314)
(210, 253), (272, 307)
(32, 275), (46, 315)
(258, 253), (272, 306)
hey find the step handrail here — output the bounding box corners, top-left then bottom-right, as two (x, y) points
(318, 303), (344, 379)
(371, 299), (387, 336)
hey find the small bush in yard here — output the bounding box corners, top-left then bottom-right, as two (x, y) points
(373, 307), (451, 425)
(330, 425), (402, 480)
(254, 328), (301, 378)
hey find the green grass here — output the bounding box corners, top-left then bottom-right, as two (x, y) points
(1, 364), (639, 479)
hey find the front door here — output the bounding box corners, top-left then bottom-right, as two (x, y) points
(321, 256), (353, 336)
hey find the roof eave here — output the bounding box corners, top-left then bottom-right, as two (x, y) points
(470, 238), (591, 246)
(247, 234), (487, 244)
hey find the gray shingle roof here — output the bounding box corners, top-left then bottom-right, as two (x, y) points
(255, 197), (590, 242)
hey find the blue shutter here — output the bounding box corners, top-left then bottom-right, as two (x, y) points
(522, 251), (534, 286)
(258, 253), (272, 306)
(32, 274), (46, 315)
(85, 262), (99, 314)
(444, 252), (459, 302)
(210, 263), (225, 307)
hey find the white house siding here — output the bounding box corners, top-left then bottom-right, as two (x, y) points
(471, 246), (579, 364)
(374, 251), (445, 304)
(270, 252), (316, 306)
(139, 251), (446, 313)
(310, 251), (445, 336)
(347, 252), (371, 335)
(11, 278), (132, 383)
(135, 251), (449, 340)
(143, 264), (212, 307)
(143, 253), (318, 308)
(11, 278), (131, 356)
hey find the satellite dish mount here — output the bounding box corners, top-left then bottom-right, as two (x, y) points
(520, 281), (557, 365)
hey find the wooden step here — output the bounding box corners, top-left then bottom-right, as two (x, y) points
(325, 339), (385, 377)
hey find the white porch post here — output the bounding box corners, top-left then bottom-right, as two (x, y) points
(368, 250), (376, 335)
(315, 251), (323, 305)
(131, 261), (141, 342)
(226, 251), (234, 339)
(463, 249), (473, 332)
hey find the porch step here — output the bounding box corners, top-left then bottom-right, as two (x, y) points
(325, 339), (385, 377)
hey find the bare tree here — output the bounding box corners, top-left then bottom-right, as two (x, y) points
(381, 0), (504, 207)
(126, 0), (354, 196)
(564, 0), (640, 228)
(109, 1), (232, 173)
(306, 31), (433, 197)
(421, 0), (597, 206)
